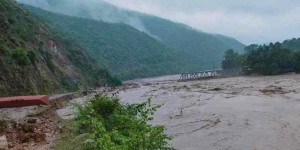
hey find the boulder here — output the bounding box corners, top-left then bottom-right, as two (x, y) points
(27, 118), (38, 124)
(0, 135), (8, 150)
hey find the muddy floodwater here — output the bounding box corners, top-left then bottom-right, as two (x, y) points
(119, 74), (300, 150)
(2, 74), (300, 150)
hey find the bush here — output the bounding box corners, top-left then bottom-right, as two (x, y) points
(0, 45), (9, 55)
(11, 48), (30, 66)
(107, 76), (122, 87)
(293, 51), (300, 73)
(60, 77), (79, 92)
(74, 95), (173, 150)
(27, 51), (37, 64)
(0, 120), (8, 134)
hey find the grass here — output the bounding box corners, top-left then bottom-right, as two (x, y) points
(53, 120), (89, 150)
(26, 106), (49, 117)
(0, 120), (8, 134)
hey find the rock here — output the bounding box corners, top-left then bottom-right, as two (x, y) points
(0, 135), (8, 150)
(27, 118), (37, 124)
(33, 133), (46, 143)
(17, 133), (31, 143)
(84, 139), (94, 144)
(22, 143), (28, 147)
(8, 143), (14, 149)
(21, 124), (35, 133)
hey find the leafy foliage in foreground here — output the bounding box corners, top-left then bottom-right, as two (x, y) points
(74, 95), (173, 150)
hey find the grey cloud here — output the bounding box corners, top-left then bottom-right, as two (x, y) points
(17, 0), (300, 44)
(105, 0), (300, 44)
(16, 0), (152, 34)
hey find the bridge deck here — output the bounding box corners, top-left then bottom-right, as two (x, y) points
(179, 69), (241, 82)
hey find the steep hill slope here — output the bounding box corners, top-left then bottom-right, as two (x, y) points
(24, 5), (201, 80)
(0, 0), (111, 96)
(18, 0), (245, 71)
(140, 15), (245, 66)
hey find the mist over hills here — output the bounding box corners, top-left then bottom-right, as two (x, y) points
(17, 0), (245, 74)
(138, 15), (245, 65)
(24, 5), (197, 79)
(17, 0), (152, 33)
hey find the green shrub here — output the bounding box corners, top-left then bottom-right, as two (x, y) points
(27, 51), (37, 64)
(107, 76), (122, 87)
(293, 51), (300, 73)
(11, 48), (30, 66)
(0, 120), (7, 133)
(0, 45), (9, 55)
(60, 77), (79, 92)
(7, 17), (15, 24)
(74, 95), (173, 150)
(43, 51), (55, 71)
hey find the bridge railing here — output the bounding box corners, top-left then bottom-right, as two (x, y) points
(179, 68), (242, 82)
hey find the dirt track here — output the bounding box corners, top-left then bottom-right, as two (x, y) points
(119, 74), (300, 150)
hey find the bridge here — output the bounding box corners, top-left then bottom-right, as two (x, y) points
(179, 69), (242, 82)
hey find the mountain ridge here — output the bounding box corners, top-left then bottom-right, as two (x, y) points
(18, 0), (245, 70)
(24, 5), (199, 79)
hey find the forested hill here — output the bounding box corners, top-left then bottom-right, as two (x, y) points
(23, 5), (203, 80)
(0, 0), (113, 96)
(221, 37), (300, 76)
(18, 0), (245, 76)
(139, 15), (245, 66)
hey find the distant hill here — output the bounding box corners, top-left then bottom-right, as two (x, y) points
(0, 0), (112, 96)
(139, 15), (245, 66)
(18, 0), (245, 74)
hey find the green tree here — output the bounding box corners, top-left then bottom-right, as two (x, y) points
(222, 49), (240, 69)
(74, 95), (173, 150)
(243, 42), (293, 75)
(293, 51), (300, 73)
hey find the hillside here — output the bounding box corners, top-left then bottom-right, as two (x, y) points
(23, 5), (202, 80)
(18, 0), (245, 72)
(140, 15), (245, 66)
(0, 0), (112, 96)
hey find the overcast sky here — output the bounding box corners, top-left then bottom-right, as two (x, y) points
(102, 0), (300, 44)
